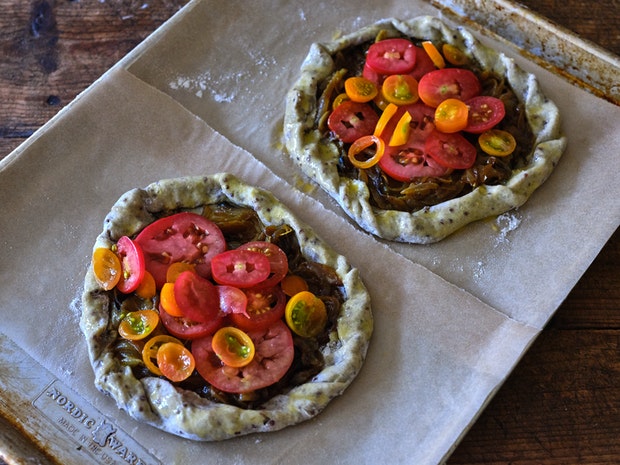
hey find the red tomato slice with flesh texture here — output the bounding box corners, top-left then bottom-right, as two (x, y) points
(116, 236), (145, 294)
(159, 304), (224, 340)
(237, 241), (288, 289)
(378, 102), (450, 180)
(424, 129), (478, 169)
(463, 95), (506, 134)
(418, 68), (481, 108)
(230, 286), (286, 332)
(134, 212), (226, 289)
(217, 285), (249, 317)
(327, 100), (379, 143)
(173, 270), (220, 323)
(192, 320), (294, 394)
(211, 249), (271, 288)
(409, 45), (438, 81)
(366, 38), (417, 75)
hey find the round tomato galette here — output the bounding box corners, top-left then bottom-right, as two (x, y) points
(283, 16), (566, 243)
(80, 174), (372, 441)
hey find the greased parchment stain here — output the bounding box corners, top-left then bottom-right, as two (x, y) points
(33, 379), (160, 465)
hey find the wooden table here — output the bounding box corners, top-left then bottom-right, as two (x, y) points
(1, 1), (618, 463)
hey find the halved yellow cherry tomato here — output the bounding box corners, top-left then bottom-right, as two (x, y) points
(374, 102), (399, 137)
(285, 291), (327, 338)
(135, 270), (156, 299)
(422, 41), (446, 69)
(166, 262), (195, 283)
(156, 342), (195, 382)
(118, 309), (159, 341)
(442, 43), (468, 66)
(478, 129), (517, 156)
(160, 282), (184, 317)
(381, 74), (419, 105)
(344, 76), (378, 103)
(332, 92), (350, 109)
(434, 98), (469, 133)
(348, 135), (386, 169)
(389, 111), (412, 146)
(211, 327), (255, 368)
(92, 247), (122, 291)
(142, 334), (184, 376)
(280, 275), (309, 297)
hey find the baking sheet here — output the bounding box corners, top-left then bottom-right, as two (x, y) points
(0, 0), (618, 463)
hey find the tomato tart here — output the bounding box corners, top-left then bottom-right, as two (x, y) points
(284, 16), (566, 243)
(80, 174), (372, 440)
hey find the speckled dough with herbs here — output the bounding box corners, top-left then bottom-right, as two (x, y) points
(80, 173), (372, 441)
(283, 16), (566, 243)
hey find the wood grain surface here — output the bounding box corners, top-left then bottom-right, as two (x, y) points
(1, 1), (618, 464)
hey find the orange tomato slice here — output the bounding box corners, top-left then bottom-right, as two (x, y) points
(142, 334), (184, 376)
(156, 342), (196, 382)
(478, 129), (517, 156)
(422, 41), (446, 69)
(280, 275), (309, 297)
(348, 135), (386, 169)
(344, 76), (378, 103)
(118, 309), (159, 341)
(160, 282), (184, 317)
(442, 43), (468, 66)
(165, 262), (196, 283)
(374, 102), (399, 137)
(211, 327), (255, 368)
(92, 247), (121, 291)
(135, 270), (156, 299)
(285, 291), (327, 338)
(381, 74), (419, 105)
(434, 98), (469, 133)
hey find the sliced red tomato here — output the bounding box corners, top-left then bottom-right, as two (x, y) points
(378, 102), (450, 180)
(237, 241), (288, 289)
(327, 101), (379, 143)
(192, 320), (294, 394)
(211, 249), (271, 288)
(173, 270), (220, 323)
(230, 286), (286, 332)
(362, 61), (382, 87)
(134, 212), (226, 289)
(424, 129), (478, 169)
(159, 304), (224, 340)
(217, 285), (248, 317)
(409, 46), (438, 81)
(418, 68), (481, 108)
(366, 38), (417, 75)
(116, 236), (146, 294)
(463, 96), (506, 134)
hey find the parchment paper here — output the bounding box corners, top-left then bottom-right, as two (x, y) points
(0, 0), (618, 464)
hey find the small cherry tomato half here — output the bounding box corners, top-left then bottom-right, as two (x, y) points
(237, 241), (288, 289)
(174, 270), (220, 323)
(381, 74), (419, 106)
(478, 129), (517, 156)
(442, 43), (469, 66)
(344, 76), (378, 103)
(118, 309), (159, 341)
(348, 134), (386, 169)
(418, 68), (481, 108)
(366, 38), (417, 75)
(421, 41), (446, 69)
(230, 286), (286, 332)
(434, 98), (469, 133)
(211, 327), (255, 368)
(134, 212), (226, 289)
(285, 291), (328, 338)
(211, 249), (271, 288)
(92, 247), (121, 291)
(192, 320), (294, 394)
(156, 342), (195, 382)
(280, 275), (309, 297)
(115, 236), (146, 294)
(165, 262), (196, 283)
(463, 96), (506, 134)
(160, 282), (184, 317)
(142, 334), (184, 376)
(425, 129), (478, 169)
(159, 304), (224, 340)
(327, 101), (379, 143)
